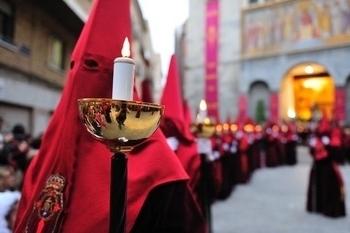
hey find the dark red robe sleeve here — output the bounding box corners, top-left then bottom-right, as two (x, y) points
(131, 181), (207, 233)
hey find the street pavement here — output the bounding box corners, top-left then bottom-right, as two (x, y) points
(211, 145), (350, 233)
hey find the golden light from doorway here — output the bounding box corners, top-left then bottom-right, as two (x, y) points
(280, 63), (331, 122)
(287, 108), (296, 119)
(294, 76), (334, 121)
(304, 65), (314, 74)
(302, 78), (325, 91)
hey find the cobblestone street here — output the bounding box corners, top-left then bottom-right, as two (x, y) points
(212, 146), (350, 233)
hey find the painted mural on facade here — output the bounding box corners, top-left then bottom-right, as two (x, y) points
(242, 0), (350, 56)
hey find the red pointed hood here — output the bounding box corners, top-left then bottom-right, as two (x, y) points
(223, 114), (232, 133)
(182, 100), (196, 141)
(215, 114), (221, 125)
(16, 0), (129, 228)
(233, 115), (244, 131)
(213, 114), (223, 138)
(226, 115), (232, 124)
(70, 1), (130, 62)
(160, 54), (185, 138)
(244, 117), (256, 126)
(176, 100), (201, 192)
(15, 1), (188, 233)
(317, 114), (331, 136)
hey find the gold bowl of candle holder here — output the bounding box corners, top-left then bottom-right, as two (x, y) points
(78, 98), (164, 153)
(190, 122), (216, 138)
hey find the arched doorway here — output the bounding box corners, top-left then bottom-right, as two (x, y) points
(280, 63), (334, 122)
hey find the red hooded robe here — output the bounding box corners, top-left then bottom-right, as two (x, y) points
(14, 1), (205, 232)
(159, 55), (201, 193)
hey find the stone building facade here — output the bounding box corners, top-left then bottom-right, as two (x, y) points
(0, 0), (82, 136)
(183, 0), (350, 124)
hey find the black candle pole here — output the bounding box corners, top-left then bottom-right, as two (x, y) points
(109, 152), (128, 233)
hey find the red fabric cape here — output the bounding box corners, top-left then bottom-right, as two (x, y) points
(14, 0), (188, 232)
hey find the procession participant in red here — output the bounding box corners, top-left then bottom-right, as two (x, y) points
(275, 122), (286, 165)
(216, 116), (235, 200)
(243, 117), (257, 174)
(235, 119), (250, 184)
(200, 116), (222, 204)
(284, 121), (298, 165)
(306, 114), (346, 218)
(230, 119), (242, 185)
(342, 126), (350, 164)
(14, 0), (206, 232)
(181, 100), (203, 196)
(159, 54), (202, 197)
(263, 120), (280, 167)
(252, 123), (264, 169)
(329, 117), (345, 164)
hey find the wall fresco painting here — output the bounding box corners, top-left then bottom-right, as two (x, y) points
(242, 0), (350, 57)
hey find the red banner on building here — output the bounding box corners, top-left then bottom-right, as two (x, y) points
(269, 93), (279, 122)
(335, 88), (345, 121)
(205, 0), (219, 118)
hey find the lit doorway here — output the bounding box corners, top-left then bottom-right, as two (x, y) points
(280, 63), (334, 122)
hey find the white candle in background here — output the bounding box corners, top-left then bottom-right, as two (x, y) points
(197, 99), (207, 123)
(112, 37), (135, 100)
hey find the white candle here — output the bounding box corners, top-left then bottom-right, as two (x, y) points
(197, 99), (207, 123)
(112, 37), (135, 100)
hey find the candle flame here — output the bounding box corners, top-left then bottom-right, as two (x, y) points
(121, 37), (131, 57)
(199, 99), (207, 111)
(216, 124), (223, 132)
(204, 117), (211, 124)
(223, 123), (229, 131)
(230, 124), (238, 131)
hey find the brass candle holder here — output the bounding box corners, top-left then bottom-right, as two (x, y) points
(78, 98), (164, 233)
(190, 121), (216, 139)
(190, 120), (216, 233)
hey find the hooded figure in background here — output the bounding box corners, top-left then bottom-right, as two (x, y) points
(306, 114), (346, 218)
(14, 0), (206, 232)
(159, 55), (204, 220)
(159, 55), (201, 194)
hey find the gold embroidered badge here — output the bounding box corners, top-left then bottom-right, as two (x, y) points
(25, 174), (66, 233)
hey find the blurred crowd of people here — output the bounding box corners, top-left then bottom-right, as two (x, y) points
(187, 115), (301, 222)
(1, 109), (348, 232)
(158, 51), (347, 229)
(0, 116), (42, 233)
(196, 112), (348, 223)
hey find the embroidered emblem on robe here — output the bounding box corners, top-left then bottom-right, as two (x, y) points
(25, 174), (66, 233)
